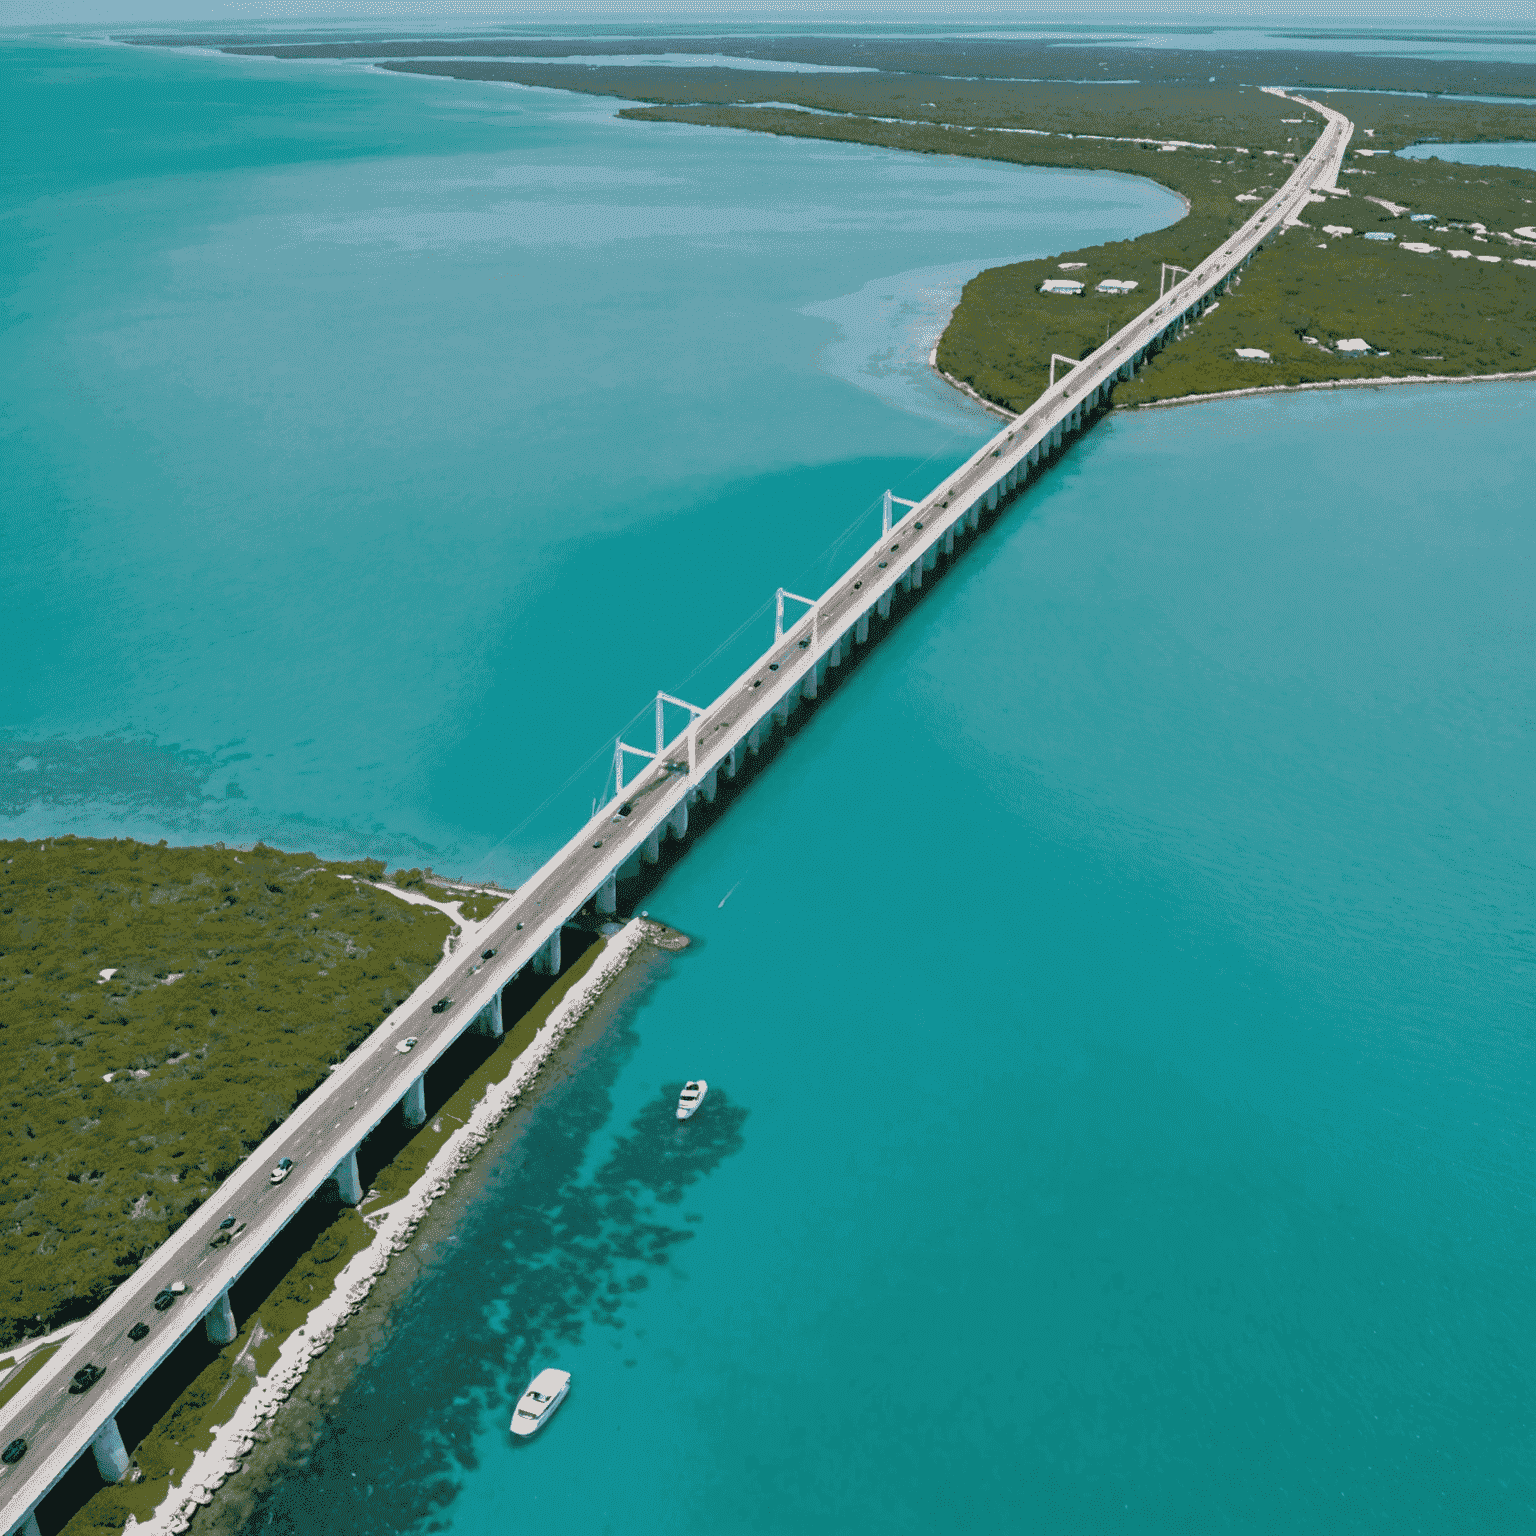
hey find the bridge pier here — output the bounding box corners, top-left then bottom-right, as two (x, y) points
(772, 695), (790, 727)
(802, 660), (818, 699)
(473, 990), (505, 1038)
(748, 723), (763, 755)
(986, 484), (999, 511)
(968, 502), (981, 531)
(205, 1287), (237, 1345)
(10, 1509), (40, 1536)
(402, 1074), (427, 1128)
(725, 743), (739, 779)
(91, 1417), (130, 1484)
(533, 929), (562, 975)
(596, 871), (617, 915)
(642, 827), (661, 864)
(699, 766), (718, 804)
(910, 560), (923, 590)
(332, 1147), (363, 1205)
(855, 611), (869, 645)
(1028, 444), (1041, 467)
(899, 567), (912, 593)
(877, 591), (892, 620)
(942, 525), (955, 556)
(922, 546), (938, 573)
(668, 799), (688, 840)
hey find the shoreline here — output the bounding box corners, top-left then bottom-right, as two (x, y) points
(1118, 367), (1536, 409)
(120, 916), (673, 1536)
(928, 348), (1019, 421)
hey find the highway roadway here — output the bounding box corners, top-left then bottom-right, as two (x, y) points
(1, 91), (1352, 1536)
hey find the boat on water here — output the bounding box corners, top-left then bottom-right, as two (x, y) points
(511, 1368), (571, 1437)
(676, 1080), (708, 1120)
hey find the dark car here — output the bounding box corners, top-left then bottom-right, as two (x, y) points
(2, 1438), (25, 1466)
(68, 1364), (104, 1395)
(431, 998), (453, 1014)
(481, 948), (496, 960)
(128, 1322), (150, 1342)
(152, 1286), (179, 1311)
(218, 1215), (236, 1230)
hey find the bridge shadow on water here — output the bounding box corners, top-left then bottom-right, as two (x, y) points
(230, 1000), (748, 1534)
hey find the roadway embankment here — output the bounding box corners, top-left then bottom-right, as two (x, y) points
(33, 917), (682, 1536)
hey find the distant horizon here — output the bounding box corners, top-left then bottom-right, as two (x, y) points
(7, 6), (1536, 37)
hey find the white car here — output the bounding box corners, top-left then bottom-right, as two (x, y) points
(510, 1368), (571, 1437)
(396, 1037), (418, 1055)
(269, 1157), (294, 1185)
(676, 1080), (708, 1120)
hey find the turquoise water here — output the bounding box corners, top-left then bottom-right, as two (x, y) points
(1400, 139), (1536, 169)
(5, 34), (1535, 1536)
(1, 37), (1179, 870)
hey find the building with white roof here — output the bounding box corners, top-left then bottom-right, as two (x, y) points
(1096, 279), (1139, 294)
(1039, 279), (1084, 296)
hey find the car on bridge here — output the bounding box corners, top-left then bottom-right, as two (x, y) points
(270, 1156), (295, 1186)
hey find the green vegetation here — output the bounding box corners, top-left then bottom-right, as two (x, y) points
(132, 32), (1536, 410)
(1118, 96), (1536, 402)
(0, 837), (452, 1348)
(388, 867), (507, 922)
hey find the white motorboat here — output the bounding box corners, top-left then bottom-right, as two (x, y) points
(510, 1368), (571, 1437)
(676, 1080), (708, 1120)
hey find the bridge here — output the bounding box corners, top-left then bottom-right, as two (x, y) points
(1, 94), (1351, 1536)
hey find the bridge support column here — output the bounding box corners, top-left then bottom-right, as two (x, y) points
(402, 1075), (427, 1129)
(899, 568), (912, 594)
(699, 766), (718, 804)
(596, 871), (617, 914)
(332, 1147), (363, 1205)
(1028, 445), (1040, 467)
(910, 560), (923, 590)
(1051, 424), (1063, 450)
(748, 723), (763, 756)
(802, 661), (818, 699)
(642, 827), (661, 864)
(91, 1417), (130, 1484)
(942, 526), (955, 555)
(473, 990), (504, 1039)
(968, 503), (981, 531)
(922, 546), (938, 574)
(205, 1287), (237, 1345)
(855, 612), (869, 645)
(986, 484), (999, 511)
(11, 1510), (40, 1536)
(830, 636), (844, 668)
(772, 696), (790, 727)
(533, 928), (562, 975)
(668, 799), (688, 840)
(725, 743), (739, 779)
(877, 591), (893, 620)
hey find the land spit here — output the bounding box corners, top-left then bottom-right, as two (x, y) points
(118, 917), (681, 1536)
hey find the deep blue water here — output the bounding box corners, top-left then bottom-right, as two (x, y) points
(4, 32), (1534, 1536)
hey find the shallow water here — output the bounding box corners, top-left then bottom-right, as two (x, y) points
(1, 36), (1179, 871)
(5, 31), (1535, 1536)
(1399, 138), (1536, 169)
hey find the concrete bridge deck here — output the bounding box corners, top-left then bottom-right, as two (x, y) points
(1, 93), (1351, 1536)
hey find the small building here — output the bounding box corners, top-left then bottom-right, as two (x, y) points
(1400, 241), (1439, 254)
(1322, 224), (1354, 236)
(1058, 262), (1087, 270)
(1039, 279), (1084, 296)
(1096, 278), (1139, 294)
(1363, 231), (1396, 242)
(1410, 213), (1438, 223)
(1448, 248), (1472, 259)
(1335, 338), (1372, 354)
(1234, 348), (1271, 361)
